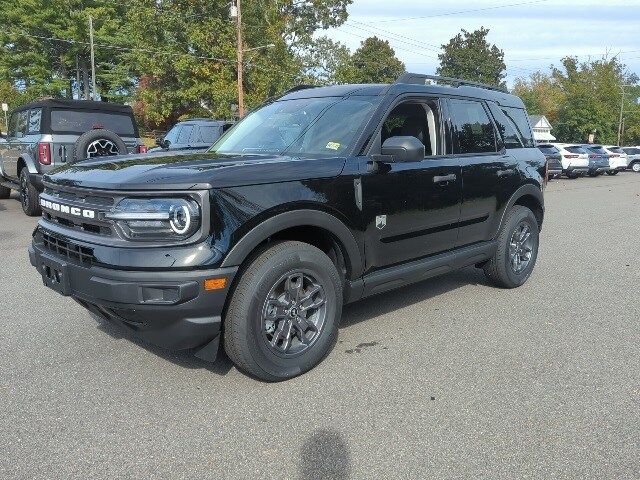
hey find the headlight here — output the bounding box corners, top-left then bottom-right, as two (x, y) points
(105, 197), (201, 241)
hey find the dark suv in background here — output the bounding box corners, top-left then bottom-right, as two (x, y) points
(29, 74), (545, 381)
(152, 119), (234, 152)
(0, 99), (145, 216)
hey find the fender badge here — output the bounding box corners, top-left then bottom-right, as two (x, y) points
(376, 215), (387, 230)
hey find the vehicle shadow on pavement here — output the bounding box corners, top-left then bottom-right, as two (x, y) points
(299, 429), (351, 480)
(89, 313), (234, 376)
(341, 266), (489, 329)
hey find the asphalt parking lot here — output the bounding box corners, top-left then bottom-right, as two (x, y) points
(1, 174), (639, 479)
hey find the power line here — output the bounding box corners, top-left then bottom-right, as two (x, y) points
(374, 0), (553, 23)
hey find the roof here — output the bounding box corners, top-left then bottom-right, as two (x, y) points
(279, 81), (525, 109)
(14, 99), (133, 114)
(177, 118), (232, 125)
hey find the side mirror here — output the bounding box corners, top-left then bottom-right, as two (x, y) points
(381, 136), (425, 163)
(156, 136), (166, 148)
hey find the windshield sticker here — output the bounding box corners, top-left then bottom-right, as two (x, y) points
(326, 142), (341, 150)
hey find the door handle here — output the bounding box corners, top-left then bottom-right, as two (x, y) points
(433, 174), (457, 183)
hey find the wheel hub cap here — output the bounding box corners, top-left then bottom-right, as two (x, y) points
(262, 272), (327, 356)
(509, 221), (534, 274)
(86, 139), (120, 158)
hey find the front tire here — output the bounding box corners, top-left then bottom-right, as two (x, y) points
(19, 169), (41, 216)
(631, 162), (640, 173)
(224, 241), (343, 381)
(483, 205), (540, 289)
(605, 170), (618, 176)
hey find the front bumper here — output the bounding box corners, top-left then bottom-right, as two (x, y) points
(29, 242), (237, 356)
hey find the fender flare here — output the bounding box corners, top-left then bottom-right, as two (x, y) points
(17, 153), (40, 175)
(220, 209), (364, 279)
(495, 183), (545, 237)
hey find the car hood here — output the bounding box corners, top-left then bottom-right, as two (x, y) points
(43, 151), (347, 190)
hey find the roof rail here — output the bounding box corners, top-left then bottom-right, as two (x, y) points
(283, 84), (318, 95)
(396, 73), (508, 93)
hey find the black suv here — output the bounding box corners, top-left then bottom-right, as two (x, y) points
(0, 99), (145, 216)
(29, 75), (545, 381)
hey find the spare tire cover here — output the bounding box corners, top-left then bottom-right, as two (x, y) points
(71, 129), (127, 163)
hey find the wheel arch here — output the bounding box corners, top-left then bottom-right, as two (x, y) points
(17, 154), (39, 175)
(220, 209), (364, 280)
(497, 183), (545, 235)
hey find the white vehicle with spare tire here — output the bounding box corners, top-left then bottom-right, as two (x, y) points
(0, 99), (146, 216)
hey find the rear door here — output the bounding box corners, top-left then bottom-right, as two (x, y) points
(447, 98), (513, 247)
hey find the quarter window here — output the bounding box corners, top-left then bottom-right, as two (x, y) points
(28, 109), (42, 134)
(449, 99), (497, 154)
(13, 111), (28, 138)
(501, 107), (535, 147)
(489, 104), (522, 149)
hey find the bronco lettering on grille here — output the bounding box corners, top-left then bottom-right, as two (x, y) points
(40, 199), (96, 219)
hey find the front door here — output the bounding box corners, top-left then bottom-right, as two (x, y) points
(361, 98), (462, 270)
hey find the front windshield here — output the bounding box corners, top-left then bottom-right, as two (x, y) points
(211, 96), (379, 157)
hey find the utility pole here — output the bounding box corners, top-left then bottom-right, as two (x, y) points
(234, 0), (245, 117)
(617, 85), (625, 145)
(89, 16), (97, 101)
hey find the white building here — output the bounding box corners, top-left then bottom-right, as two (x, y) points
(529, 115), (556, 142)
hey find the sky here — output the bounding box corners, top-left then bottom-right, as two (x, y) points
(321, 0), (640, 87)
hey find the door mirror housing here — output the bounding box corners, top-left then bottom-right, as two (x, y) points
(156, 136), (167, 148)
(381, 136), (425, 163)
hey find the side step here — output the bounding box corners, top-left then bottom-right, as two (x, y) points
(359, 241), (497, 299)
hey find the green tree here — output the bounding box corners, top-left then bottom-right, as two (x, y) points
(551, 56), (638, 144)
(512, 72), (565, 124)
(298, 36), (351, 85)
(437, 27), (506, 88)
(0, 0), (135, 102)
(335, 37), (405, 84)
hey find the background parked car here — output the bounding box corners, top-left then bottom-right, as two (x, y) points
(551, 143), (589, 178)
(602, 146), (628, 175)
(0, 99), (145, 216)
(580, 144), (611, 177)
(151, 119), (234, 152)
(537, 143), (563, 178)
(622, 147), (640, 172)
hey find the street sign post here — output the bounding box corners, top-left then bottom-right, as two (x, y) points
(1, 103), (8, 133)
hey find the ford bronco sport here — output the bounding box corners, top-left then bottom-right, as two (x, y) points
(0, 99), (146, 216)
(29, 74), (545, 381)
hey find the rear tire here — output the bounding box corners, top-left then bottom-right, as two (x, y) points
(19, 169), (41, 216)
(224, 241), (342, 381)
(631, 162), (640, 173)
(605, 170), (618, 176)
(568, 171), (579, 179)
(483, 205), (539, 289)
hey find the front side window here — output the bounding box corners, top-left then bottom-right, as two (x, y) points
(27, 109), (42, 134)
(501, 107), (535, 147)
(381, 100), (441, 156)
(608, 146), (624, 154)
(212, 96), (379, 157)
(163, 125), (181, 146)
(50, 110), (136, 136)
(449, 99), (497, 154)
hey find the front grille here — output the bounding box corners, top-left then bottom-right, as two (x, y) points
(42, 211), (112, 235)
(42, 232), (95, 266)
(44, 187), (115, 206)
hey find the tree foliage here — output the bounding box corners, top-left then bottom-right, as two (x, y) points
(437, 27), (506, 88)
(514, 57), (640, 144)
(335, 36), (405, 84)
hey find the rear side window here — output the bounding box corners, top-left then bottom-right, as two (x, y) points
(50, 110), (136, 136)
(196, 125), (221, 144)
(28, 109), (42, 134)
(623, 147), (639, 155)
(501, 107), (535, 147)
(10, 111), (28, 138)
(449, 99), (497, 154)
